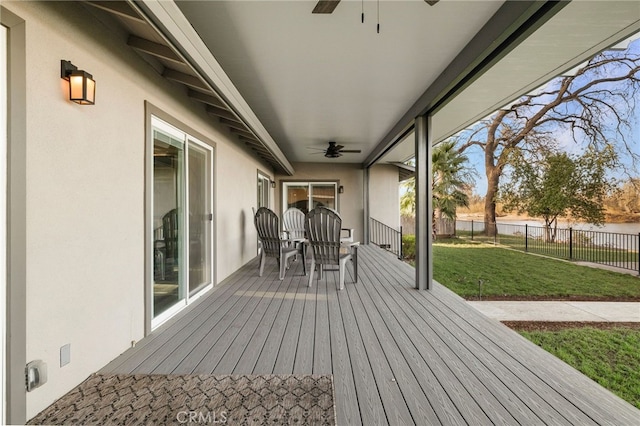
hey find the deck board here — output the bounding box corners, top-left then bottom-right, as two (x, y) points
(102, 245), (640, 425)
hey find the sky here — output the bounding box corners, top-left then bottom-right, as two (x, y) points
(453, 37), (640, 197)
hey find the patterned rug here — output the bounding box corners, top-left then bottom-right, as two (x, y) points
(28, 373), (335, 425)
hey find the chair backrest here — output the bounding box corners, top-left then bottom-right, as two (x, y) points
(282, 208), (306, 240)
(305, 206), (342, 265)
(254, 207), (282, 258)
(163, 208), (179, 260)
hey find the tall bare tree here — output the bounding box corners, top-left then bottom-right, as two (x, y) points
(454, 44), (640, 232)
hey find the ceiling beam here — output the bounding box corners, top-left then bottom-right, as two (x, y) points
(85, 1), (145, 23)
(229, 127), (259, 140)
(188, 89), (226, 109)
(364, 0), (568, 167)
(162, 68), (212, 92)
(205, 105), (238, 122)
(127, 35), (183, 65)
(220, 117), (250, 132)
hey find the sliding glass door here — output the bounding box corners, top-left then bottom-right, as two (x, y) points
(151, 116), (213, 328)
(283, 182), (337, 214)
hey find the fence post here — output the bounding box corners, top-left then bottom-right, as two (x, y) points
(569, 228), (573, 260)
(525, 224), (528, 252)
(399, 226), (403, 259)
(471, 220), (474, 240)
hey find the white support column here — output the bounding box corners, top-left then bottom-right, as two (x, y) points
(414, 114), (433, 290)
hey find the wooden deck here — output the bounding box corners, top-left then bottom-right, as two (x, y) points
(102, 245), (639, 425)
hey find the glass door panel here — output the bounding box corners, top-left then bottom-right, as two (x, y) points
(152, 128), (185, 318)
(187, 140), (212, 295)
(310, 184), (336, 210)
(286, 184), (310, 214)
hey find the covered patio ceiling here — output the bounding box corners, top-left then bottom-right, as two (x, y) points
(171, 0), (640, 168)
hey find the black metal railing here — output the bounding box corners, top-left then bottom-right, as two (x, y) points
(455, 219), (640, 274)
(370, 217), (403, 259)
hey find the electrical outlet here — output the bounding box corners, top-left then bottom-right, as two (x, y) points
(60, 344), (71, 367)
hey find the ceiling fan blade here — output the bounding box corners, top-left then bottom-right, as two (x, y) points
(339, 150), (362, 153)
(313, 0), (340, 14)
(334, 144), (344, 150)
(424, 0), (439, 5)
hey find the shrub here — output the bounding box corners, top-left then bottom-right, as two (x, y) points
(402, 234), (416, 260)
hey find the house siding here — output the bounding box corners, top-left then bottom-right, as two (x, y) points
(4, 1), (269, 419)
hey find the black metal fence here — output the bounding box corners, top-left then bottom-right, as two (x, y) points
(370, 217), (403, 259)
(456, 220), (640, 274)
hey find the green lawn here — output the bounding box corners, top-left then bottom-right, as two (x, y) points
(520, 327), (640, 409)
(432, 240), (640, 299)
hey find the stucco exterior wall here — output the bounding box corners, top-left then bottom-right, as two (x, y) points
(4, 1), (268, 419)
(369, 164), (401, 229)
(275, 163), (364, 242)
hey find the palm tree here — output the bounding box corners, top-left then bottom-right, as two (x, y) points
(400, 140), (472, 236)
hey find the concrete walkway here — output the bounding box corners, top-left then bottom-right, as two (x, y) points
(468, 301), (640, 322)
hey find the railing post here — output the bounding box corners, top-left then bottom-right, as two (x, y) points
(525, 224), (528, 252)
(570, 227), (575, 259)
(399, 226), (403, 259)
(637, 233), (639, 276)
(471, 220), (474, 240)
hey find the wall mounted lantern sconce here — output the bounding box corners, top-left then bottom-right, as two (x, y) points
(271, 180), (276, 189)
(61, 60), (95, 105)
(338, 185), (344, 194)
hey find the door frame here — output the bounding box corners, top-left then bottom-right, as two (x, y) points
(1, 7), (27, 424)
(145, 103), (216, 334)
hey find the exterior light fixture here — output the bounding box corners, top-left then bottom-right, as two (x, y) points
(271, 180), (276, 189)
(338, 185), (344, 194)
(61, 60), (95, 105)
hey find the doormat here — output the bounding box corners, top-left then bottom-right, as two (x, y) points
(28, 373), (335, 425)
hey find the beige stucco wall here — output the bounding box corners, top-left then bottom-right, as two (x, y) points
(4, 1), (268, 418)
(369, 164), (401, 229)
(275, 163), (364, 242)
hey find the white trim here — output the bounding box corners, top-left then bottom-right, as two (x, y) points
(150, 116), (215, 330)
(0, 23), (7, 426)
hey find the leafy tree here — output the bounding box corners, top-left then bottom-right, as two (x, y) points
(500, 145), (617, 241)
(454, 44), (640, 231)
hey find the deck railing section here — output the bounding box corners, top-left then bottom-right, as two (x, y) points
(455, 219), (640, 274)
(369, 217), (403, 259)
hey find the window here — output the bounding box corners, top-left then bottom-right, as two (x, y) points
(257, 172), (270, 209)
(282, 182), (338, 215)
